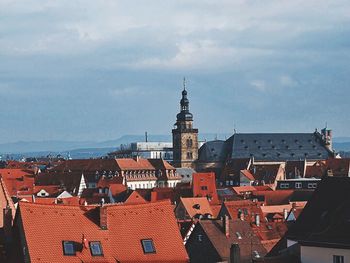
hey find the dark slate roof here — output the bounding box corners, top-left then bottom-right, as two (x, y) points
(228, 133), (332, 161)
(198, 140), (227, 162)
(286, 176), (350, 248)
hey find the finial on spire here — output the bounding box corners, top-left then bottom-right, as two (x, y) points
(183, 77), (186, 91)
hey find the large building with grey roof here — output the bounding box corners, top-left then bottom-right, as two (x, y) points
(196, 128), (335, 182)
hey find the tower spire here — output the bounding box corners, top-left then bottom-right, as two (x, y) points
(183, 77), (186, 91)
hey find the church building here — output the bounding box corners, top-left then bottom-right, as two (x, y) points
(172, 79), (199, 168)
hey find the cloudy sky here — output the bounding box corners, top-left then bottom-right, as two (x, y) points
(0, 0), (349, 143)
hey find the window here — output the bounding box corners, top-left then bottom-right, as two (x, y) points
(90, 241), (103, 256)
(308, 183), (317, 189)
(187, 152), (193, 159)
(141, 239), (156, 254)
(197, 234), (203, 242)
(62, 241), (76, 256)
(201, 186), (208, 190)
(333, 255), (344, 263)
(280, 183), (290, 189)
(295, 182), (302, 189)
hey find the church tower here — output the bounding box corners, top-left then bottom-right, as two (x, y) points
(172, 78), (199, 168)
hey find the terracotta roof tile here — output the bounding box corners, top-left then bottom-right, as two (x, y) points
(17, 200), (189, 263)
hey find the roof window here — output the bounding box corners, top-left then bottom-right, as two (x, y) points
(235, 232), (242, 239)
(62, 241), (76, 256)
(90, 241), (103, 256)
(141, 239), (156, 254)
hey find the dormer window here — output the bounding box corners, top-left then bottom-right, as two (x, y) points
(62, 241), (76, 256)
(90, 241), (103, 256)
(141, 239), (156, 254)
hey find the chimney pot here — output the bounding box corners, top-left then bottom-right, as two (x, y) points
(100, 205), (108, 230)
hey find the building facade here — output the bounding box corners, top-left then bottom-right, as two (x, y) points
(172, 79), (199, 168)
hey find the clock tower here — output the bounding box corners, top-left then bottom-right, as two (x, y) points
(172, 78), (199, 168)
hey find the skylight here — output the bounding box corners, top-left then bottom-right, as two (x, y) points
(141, 239), (156, 254)
(62, 241), (76, 256)
(90, 241), (103, 256)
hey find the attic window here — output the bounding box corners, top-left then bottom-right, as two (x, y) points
(241, 139), (244, 143)
(299, 145), (303, 149)
(254, 140), (258, 144)
(281, 139), (286, 143)
(291, 153), (295, 157)
(268, 139), (272, 143)
(193, 204), (201, 209)
(235, 232), (242, 239)
(62, 241), (76, 256)
(295, 139), (299, 143)
(141, 239), (156, 254)
(90, 241), (103, 256)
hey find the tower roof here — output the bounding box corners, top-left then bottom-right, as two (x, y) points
(176, 77), (193, 121)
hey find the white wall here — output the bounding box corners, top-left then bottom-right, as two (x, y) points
(127, 181), (157, 190)
(301, 246), (350, 263)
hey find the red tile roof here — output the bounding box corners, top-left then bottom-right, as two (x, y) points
(0, 169), (35, 197)
(179, 197), (213, 218)
(17, 200), (189, 263)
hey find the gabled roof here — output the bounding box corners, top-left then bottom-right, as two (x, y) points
(17, 201), (188, 262)
(286, 176), (350, 248)
(0, 169), (35, 197)
(253, 190), (294, 205)
(240, 169), (255, 181)
(326, 158), (350, 176)
(115, 158), (155, 170)
(220, 200), (263, 223)
(196, 219), (267, 262)
(124, 191), (148, 205)
(179, 197), (213, 218)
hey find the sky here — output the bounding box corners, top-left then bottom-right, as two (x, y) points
(0, 0), (350, 143)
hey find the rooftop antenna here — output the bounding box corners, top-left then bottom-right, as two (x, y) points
(233, 121), (237, 134)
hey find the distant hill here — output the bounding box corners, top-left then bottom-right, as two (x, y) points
(1, 134), (347, 159)
(0, 133), (230, 154)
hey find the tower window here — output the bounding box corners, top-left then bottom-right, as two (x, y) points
(187, 152), (193, 159)
(186, 138), (193, 148)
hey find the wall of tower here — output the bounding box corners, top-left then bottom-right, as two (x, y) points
(172, 126), (198, 168)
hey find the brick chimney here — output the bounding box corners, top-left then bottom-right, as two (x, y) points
(229, 243), (240, 263)
(223, 215), (230, 238)
(100, 205), (108, 230)
(3, 204), (12, 243)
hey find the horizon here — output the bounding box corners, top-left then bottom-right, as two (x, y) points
(1, 1), (350, 143)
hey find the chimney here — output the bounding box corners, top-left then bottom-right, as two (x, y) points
(255, 214), (260, 227)
(145, 131), (148, 142)
(100, 205), (108, 230)
(229, 243), (240, 263)
(283, 209), (288, 220)
(3, 204), (13, 243)
(223, 215), (230, 238)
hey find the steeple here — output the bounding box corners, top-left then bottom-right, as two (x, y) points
(172, 78), (199, 168)
(177, 77), (193, 121)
